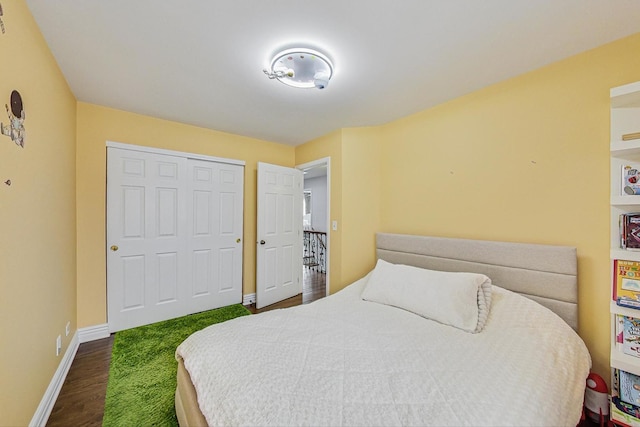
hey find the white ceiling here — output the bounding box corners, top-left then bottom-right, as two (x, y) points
(26, 1), (640, 146)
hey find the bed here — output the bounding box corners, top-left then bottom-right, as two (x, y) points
(175, 233), (591, 426)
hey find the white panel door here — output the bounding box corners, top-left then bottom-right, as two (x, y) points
(256, 162), (303, 309)
(187, 159), (244, 312)
(107, 147), (188, 332)
(107, 145), (244, 332)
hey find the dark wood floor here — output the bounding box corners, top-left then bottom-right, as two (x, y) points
(248, 268), (326, 313)
(46, 269), (325, 427)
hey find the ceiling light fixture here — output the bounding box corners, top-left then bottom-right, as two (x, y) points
(263, 47), (333, 90)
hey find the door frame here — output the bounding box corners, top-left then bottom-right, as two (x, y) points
(106, 141), (245, 166)
(296, 157), (330, 297)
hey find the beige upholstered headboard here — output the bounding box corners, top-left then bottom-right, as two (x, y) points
(376, 233), (579, 330)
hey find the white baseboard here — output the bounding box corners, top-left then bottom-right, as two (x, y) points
(78, 323), (110, 343)
(30, 332), (79, 427)
(243, 293), (256, 305)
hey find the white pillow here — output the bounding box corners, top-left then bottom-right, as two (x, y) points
(361, 259), (492, 333)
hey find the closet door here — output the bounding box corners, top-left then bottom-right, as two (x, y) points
(107, 148), (188, 332)
(187, 159), (244, 312)
(107, 145), (244, 332)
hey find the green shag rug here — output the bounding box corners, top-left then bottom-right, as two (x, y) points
(102, 305), (251, 427)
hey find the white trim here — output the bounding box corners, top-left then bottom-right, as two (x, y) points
(78, 323), (110, 343)
(297, 157), (331, 296)
(243, 293), (256, 306)
(30, 332), (79, 427)
(106, 141), (246, 166)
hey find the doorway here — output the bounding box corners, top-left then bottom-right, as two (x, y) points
(297, 157), (330, 300)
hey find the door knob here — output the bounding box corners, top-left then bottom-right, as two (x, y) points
(260, 240), (265, 245)
(236, 238), (241, 243)
(110, 245), (119, 252)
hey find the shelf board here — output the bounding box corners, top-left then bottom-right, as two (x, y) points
(612, 82), (640, 108)
(611, 300), (640, 316)
(611, 249), (640, 262)
(612, 139), (640, 158)
(612, 195), (640, 206)
(611, 348), (640, 376)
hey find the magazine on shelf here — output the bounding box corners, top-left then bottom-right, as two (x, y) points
(623, 164), (640, 196)
(621, 213), (640, 250)
(621, 370), (640, 407)
(615, 260), (640, 309)
(625, 316), (640, 358)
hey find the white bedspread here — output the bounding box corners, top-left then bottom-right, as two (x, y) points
(176, 275), (591, 427)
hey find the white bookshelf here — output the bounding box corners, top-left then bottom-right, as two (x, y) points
(610, 80), (640, 425)
(610, 81), (640, 253)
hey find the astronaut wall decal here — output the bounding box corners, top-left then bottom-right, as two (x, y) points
(0, 7), (12, 189)
(0, 3), (6, 34)
(1, 90), (25, 147)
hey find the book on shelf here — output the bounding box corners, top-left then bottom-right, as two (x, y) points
(620, 213), (640, 250)
(618, 314), (626, 350)
(614, 259), (640, 309)
(625, 316), (640, 358)
(612, 403), (640, 427)
(612, 396), (640, 421)
(623, 164), (640, 196)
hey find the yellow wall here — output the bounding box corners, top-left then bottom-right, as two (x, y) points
(0, 2), (77, 425)
(76, 103), (294, 327)
(340, 127), (383, 285)
(378, 33), (640, 380)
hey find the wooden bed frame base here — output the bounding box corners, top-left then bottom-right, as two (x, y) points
(175, 358), (208, 426)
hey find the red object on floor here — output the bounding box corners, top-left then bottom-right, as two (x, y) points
(584, 372), (609, 427)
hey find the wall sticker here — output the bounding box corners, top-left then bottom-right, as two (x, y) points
(1, 6), (11, 189)
(2, 90), (25, 189)
(0, 3), (6, 34)
(1, 90), (25, 147)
